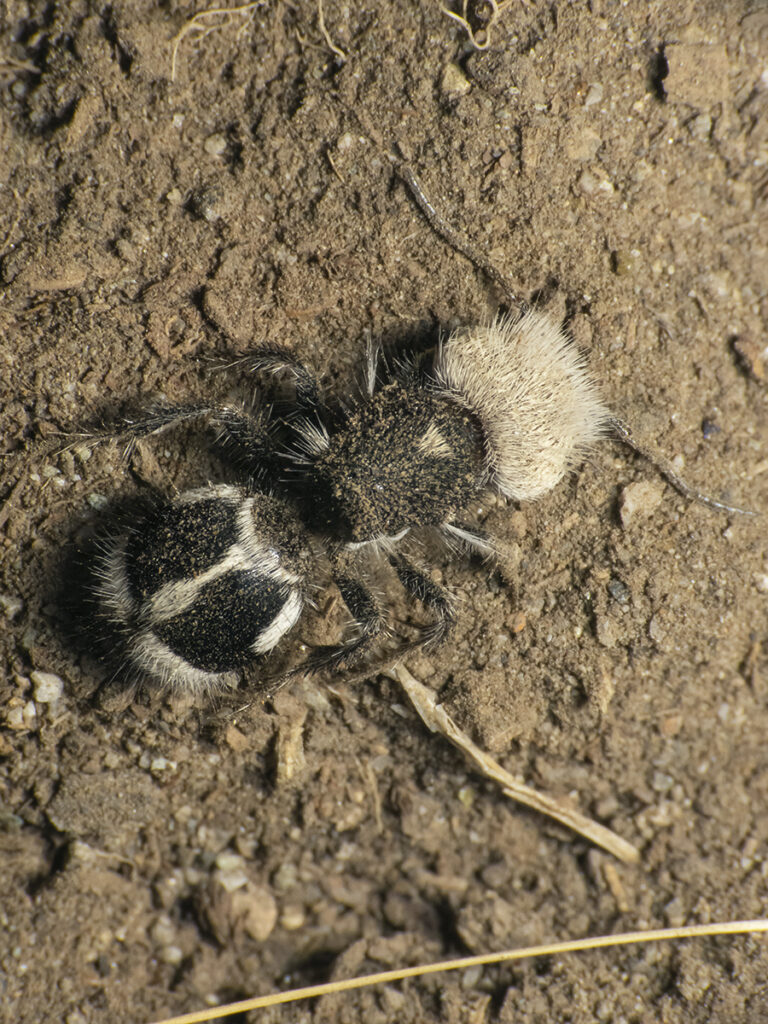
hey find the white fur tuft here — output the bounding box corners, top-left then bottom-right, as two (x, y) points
(434, 310), (611, 501)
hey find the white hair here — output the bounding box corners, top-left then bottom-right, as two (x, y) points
(434, 310), (611, 501)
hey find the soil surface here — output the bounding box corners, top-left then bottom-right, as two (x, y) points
(2, 2), (768, 1022)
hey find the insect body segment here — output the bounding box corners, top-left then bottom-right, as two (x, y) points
(95, 486), (311, 694)
(435, 312), (611, 501)
(304, 382), (485, 543)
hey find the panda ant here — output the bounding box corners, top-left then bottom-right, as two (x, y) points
(85, 165), (754, 700)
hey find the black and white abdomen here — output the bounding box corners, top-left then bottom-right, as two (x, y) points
(94, 485), (310, 693)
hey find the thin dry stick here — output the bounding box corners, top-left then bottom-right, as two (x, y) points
(385, 663), (639, 864)
(0, 57), (40, 74)
(398, 163), (527, 312)
(149, 918), (768, 1024)
(317, 0), (346, 62)
(170, 1), (263, 82)
(611, 417), (758, 517)
(440, 0), (516, 50)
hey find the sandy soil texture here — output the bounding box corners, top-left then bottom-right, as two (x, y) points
(1, 1), (767, 1022)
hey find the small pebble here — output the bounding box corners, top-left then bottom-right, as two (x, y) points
(214, 853), (249, 892)
(583, 82), (604, 108)
(596, 614), (620, 649)
(620, 480), (664, 527)
(566, 126), (602, 163)
(689, 113), (712, 140)
(651, 771), (674, 793)
(457, 786), (475, 808)
(509, 610), (527, 632)
(4, 704), (26, 730)
(740, 837), (758, 870)
(441, 62), (471, 96)
(612, 249), (641, 277)
(607, 578), (630, 604)
(154, 874), (183, 909)
(647, 614), (667, 646)
(150, 915), (176, 947)
(664, 896), (686, 928)
(231, 884), (278, 941)
(659, 713), (683, 737)
(578, 169), (615, 197)
(190, 187), (223, 223)
(461, 965), (483, 988)
(215, 868), (249, 893)
(381, 987), (407, 1011)
(664, 42), (728, 108)
(31, 671), (64, 703)
(215, 850), (246, 873)
(586, 666), (615, 714)
(203, 132), (227, 157)
(115, 237), (136, 262)
(280, 903), (305, 930)
(272, 862), (299, 892)
(0, 593), (23, 619)
(602, 861), (630, 913)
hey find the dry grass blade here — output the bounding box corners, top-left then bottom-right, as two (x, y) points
(440, 0), (518, 50)
(149, 919), (768, 1024)
(317, 0), (346, 62)
(170, 1), (264, 82)
(385, 663), (640, 864)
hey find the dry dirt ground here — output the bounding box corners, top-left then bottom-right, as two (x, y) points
(2, 1), (768, 1022)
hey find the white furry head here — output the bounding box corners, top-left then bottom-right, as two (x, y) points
(434, 310), (611, 501)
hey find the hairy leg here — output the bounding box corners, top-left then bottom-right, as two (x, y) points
(88, 400), (280, 479)
(227, 345), (322, 416)
(292, 572), (388, 674)
(390, 553), (456, 651)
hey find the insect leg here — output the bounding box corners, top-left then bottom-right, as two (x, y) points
(293, 573), (388, 674)
(390, 553), (457, 651)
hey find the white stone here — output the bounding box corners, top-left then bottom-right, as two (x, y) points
(31, 671), (64, 703)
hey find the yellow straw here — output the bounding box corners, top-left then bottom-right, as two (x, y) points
(150, 918), (768, 1024)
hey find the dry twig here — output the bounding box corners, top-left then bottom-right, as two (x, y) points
(317, 0), (346, 62)
(398, 163), (527, 311)
(385, 663), (640, 864)
(612, 417), (758, 517)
